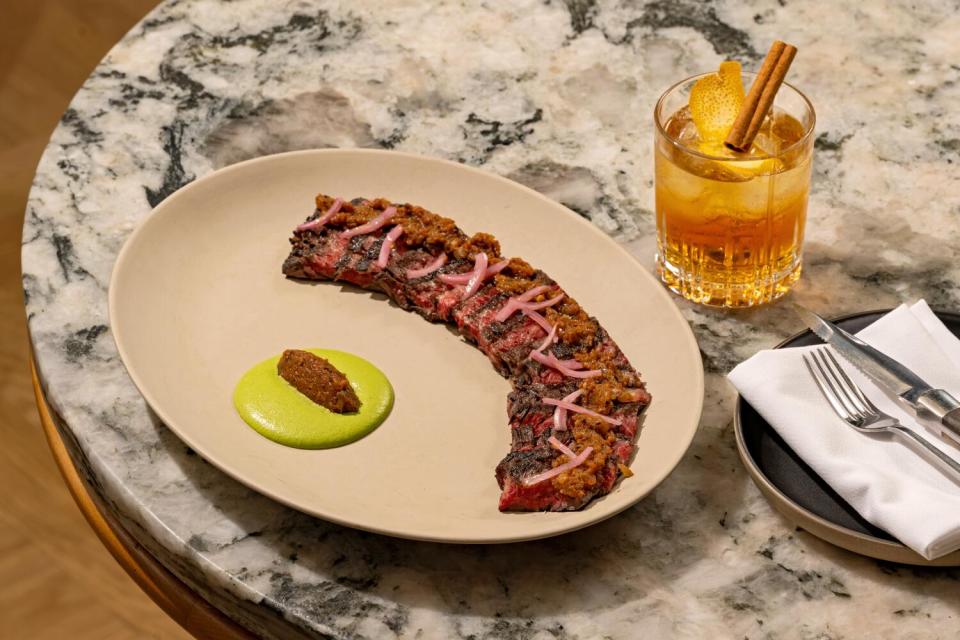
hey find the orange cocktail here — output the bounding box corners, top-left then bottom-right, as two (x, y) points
(654, 65), (814, 308)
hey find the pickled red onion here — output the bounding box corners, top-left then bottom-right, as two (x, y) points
(296, 198), (343, 231)
(548, 436), (577, 459)
(406, 253), (447, 279)
(437, 258), (506, 284)
(535, 322), (558, 352)
(494, 286), (550, 322)
(525, 293), (564, 312)
(494, 300), (525, 322)
(376, 226), (404, 268)
(341, 206), (397, 238)
(553, 406), (567, 431)
(542, 397), (622, 426)
(529, 350), (601, 379)
(522, 446), (593, 487)
(518, 285), (552, 302)
(438, 273), (465, 285)
(523, 309), (554, 334)
(552, 389), (583, 431)
(486, 260), (509, 277)
(495, 289), (563, 322)
(463, 253), (489, 298)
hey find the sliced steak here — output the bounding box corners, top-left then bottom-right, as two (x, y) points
(283, 194), (651, 512)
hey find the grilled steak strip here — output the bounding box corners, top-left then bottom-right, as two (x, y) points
(283, 195), (651, 511)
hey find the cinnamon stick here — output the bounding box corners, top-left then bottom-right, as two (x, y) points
(724, 40), (798, 152)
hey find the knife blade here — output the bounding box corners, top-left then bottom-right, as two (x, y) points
(794, 304), (960, 444)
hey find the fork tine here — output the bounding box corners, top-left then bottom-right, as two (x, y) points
(802, 353), (854, 421)
(808, 349), (862, 418)
(821, 349), (879, 414)
(815, 348), (872, 420)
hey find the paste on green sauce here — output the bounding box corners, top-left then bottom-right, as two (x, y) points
(233, 349), (393, 449)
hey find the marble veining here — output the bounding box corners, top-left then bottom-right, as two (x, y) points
(22, 0), (960, 638)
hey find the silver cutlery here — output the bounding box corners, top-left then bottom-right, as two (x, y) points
(803, 347), (960, 481)
(795, 305), (960, 446)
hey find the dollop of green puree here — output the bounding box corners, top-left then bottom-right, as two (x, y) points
(233, 349), (393, 449)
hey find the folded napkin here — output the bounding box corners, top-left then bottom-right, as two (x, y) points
(729, 301), (960, 559)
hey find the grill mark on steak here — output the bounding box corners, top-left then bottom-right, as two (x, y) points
(283, 195), (650, 512)
(550, 341), (578, 360)
(460, 289), (510, 346)
(479, 306), (528, 344)
(508, 381), (579, 420)
(495, 448), (594, 511)
(332, 238), (359, 276)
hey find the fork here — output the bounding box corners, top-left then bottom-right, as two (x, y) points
(803, 347), (960, 482)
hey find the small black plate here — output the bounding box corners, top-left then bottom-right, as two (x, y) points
(737, 309), (960, 544)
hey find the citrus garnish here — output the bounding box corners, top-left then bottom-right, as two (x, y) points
(690, 61), (744, 142)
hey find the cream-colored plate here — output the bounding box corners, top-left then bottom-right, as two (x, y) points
(109, 149), (703, 543)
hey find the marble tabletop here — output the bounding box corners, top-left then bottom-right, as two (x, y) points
(22, 0), (960, 638)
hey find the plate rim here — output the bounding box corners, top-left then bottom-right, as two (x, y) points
(108, 148), (705, 543)
(734, 308), (960, 566)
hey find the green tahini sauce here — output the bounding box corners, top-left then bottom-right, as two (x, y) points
(233, 349), (393, 449)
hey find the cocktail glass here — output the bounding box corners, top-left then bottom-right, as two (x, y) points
(654, 72), (815, 308)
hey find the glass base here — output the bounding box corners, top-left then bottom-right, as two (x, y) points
(656, 252), (802, 309)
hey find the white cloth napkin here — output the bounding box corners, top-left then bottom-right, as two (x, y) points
(729, 300), (960, 559)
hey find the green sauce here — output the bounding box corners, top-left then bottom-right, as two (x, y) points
(233, 349), (393, 449)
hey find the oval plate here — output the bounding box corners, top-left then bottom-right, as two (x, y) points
(736, 309), (960, 566)
(109, 149), (703, 543)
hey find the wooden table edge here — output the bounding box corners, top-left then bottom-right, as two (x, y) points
(31, 358), (256, 640)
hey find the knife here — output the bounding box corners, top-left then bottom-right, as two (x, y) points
(794, 305), (960, 445)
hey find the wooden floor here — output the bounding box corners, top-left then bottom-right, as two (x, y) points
(0, 2), (189, 637)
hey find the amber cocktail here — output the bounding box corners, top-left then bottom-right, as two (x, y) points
(654, 71), (814, 308)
